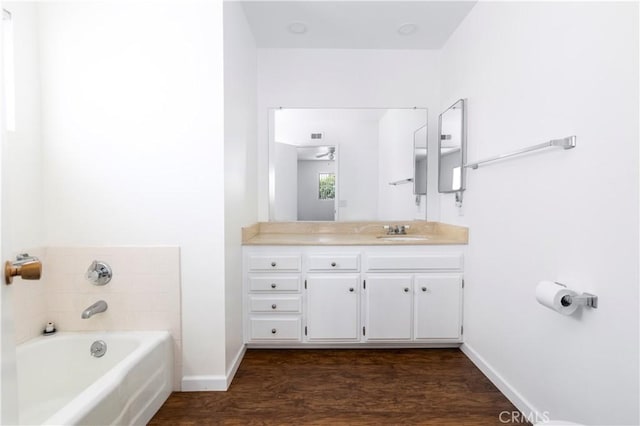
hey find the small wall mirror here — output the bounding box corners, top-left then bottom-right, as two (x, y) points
(438, 99), (466, 194)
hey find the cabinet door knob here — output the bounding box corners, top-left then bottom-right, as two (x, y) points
(349, 287), (354, 292)
(404, 287), (410, 293)
(422, 287), (427, 292)
(271, 283), (277, 289)
(271, 328), (277, 334)
(270, 262), (276, 267)
(271, 304), (277, 309)
(331, 262), (337, 267)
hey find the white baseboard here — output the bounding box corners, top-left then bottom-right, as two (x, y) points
(181, 345), (247, 391)
(225, 344), (247, 388)
(181, 374), (228, 391)
(461, 343), (541, 418)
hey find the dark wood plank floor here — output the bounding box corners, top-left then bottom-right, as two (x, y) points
(150, 348), (525, 425)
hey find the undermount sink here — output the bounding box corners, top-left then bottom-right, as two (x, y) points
(376, 235), (431, 241)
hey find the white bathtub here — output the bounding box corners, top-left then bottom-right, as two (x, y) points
(17, 331), (173, 425)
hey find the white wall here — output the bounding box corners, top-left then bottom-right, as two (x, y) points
(3, 2), (42, 253)
(377, 109), (427, 221)
(297, 160), (335, 221)
(257, 49), (441, 222)
(223, 0), (257, 379)
(440, 2), (639, 424)
(4, 1), (46, 347)
(37, 1), (227, 387)
(1, 3), (43, 422)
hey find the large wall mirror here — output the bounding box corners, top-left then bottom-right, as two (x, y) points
(438, 99), (466, 194)
(269, 108), (428, 222)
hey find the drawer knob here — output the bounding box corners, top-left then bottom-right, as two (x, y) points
(331, 262), (337, 267)
(271, 328), (277, 334)
(422, 287), (427, 292)
(404, 287), (410, 293)
(271, 283), (277, 289)
(349, 287), (354, 292)
(270, 262), (276, 267)
(271, 304), (277, 309)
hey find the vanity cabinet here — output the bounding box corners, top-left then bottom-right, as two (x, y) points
(364, 274), (463, 341)
(306, 274), (360, 341)
(245, 254), (303, 342)
(243, 246), (464, 347)
(414, 275), (463, 339)
(364, 275), (413, 341)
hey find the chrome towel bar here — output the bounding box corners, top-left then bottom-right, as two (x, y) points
(465, 135), (576, 170)
(388, 178), (413, 186)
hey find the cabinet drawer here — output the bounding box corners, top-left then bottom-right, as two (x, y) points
(249, 296), (302, 313)
(249, 276), (301, 292)
(366, 254), (463, 271)
(248, 255), (301, 272)
(308, 255), (360, 271)
(249, 317), (301, 341)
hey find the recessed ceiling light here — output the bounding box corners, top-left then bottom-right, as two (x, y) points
(397, 23), (418, 36)
(287, 22), (308, 35)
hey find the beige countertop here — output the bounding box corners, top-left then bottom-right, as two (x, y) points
(242, 221), (468, 246)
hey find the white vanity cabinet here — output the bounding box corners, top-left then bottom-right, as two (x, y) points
(364, 275), (414, 341)
(243, 245), (465, 347)
(363, 251), (464, 342)
(306, 274), (360, 341)
(363, 273), (463, 341)
(305, 253), (360, 341)
(414, 275), (463, 339)
(245, 254), (303, 342)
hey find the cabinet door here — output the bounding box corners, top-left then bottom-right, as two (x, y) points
(306, 275), (359, 341)
(365, 275), (413, 341)
(415, 275), (462, 340)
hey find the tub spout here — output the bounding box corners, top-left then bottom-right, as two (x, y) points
(81, 300), (108, 319)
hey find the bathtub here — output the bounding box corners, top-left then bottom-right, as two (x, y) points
(17, 331), (173, 425)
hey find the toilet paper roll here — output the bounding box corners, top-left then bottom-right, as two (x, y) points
(536, 280), (578, 315)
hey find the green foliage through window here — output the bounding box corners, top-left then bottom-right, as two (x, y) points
(318, 173), (335, 200)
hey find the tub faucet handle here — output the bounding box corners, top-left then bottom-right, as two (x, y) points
(86, 261), (112, 286)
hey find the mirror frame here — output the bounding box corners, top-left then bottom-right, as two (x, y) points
(437, 98), (467, 194)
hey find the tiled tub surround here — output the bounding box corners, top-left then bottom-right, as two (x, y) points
(11, 246), (182, 390)
(242, 221), (469, 245)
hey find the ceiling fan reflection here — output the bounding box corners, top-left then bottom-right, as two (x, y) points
(316, 147), (336, 160)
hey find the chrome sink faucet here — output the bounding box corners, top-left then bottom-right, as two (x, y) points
(384, 225), (410, 235)
(81, 300), (108, 319)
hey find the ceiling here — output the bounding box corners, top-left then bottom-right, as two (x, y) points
(239, 1), (477, 49)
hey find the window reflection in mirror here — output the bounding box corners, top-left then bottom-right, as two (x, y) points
(270, 108), (427, 222)
(438, 99), (466, 193)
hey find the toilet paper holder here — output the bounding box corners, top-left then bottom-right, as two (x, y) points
(555, 282), (598, 309)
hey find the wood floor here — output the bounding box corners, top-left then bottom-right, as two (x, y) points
(150, 348), (525, 425)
